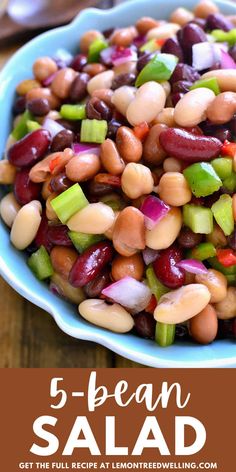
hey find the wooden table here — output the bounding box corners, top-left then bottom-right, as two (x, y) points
(0, 46), (141, 368)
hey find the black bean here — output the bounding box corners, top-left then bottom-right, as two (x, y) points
(86, 97), (112, 121)
(70, 73), (90, 103)
(134, 312), (156, 339)
(51, 129), (74, 152)
(227, 229), (236, 251)
(206, 13), (234, 32)
(218, 319), (236, 339)
(161, 37), (184, 62)
(84, 269), (111, 298)
(175, 324), (190, 339)
(137, 52), (155, 72)
(177, 23), (207, 64)
(88, 180), (116, 197)
(70, 54), (87, 71)
(13, 96), (26, 115)
(170, 63), (200, 85)
(27, 98), (50, 116)
(178, 227), (202, 248)
(189, 18), (207, 30)
(111, 72), (136, 90)
(172, 80), (192, 94)
(50, 173), (73, 193)
(56, 119), (80, 133)
(107, 118), (123, 139)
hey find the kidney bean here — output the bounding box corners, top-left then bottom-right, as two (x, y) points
(14, 168), (41, 205)
(178, 227), (202, 248)
(172, 80), (191, 94)
(161, 37), (184, 62)
(47, 224), (72, 247)
(137, 52), (155, 72)
(34, 213), (51, 251)
(170, 63), (200, 85)
(84, 269), (111, 298)
(134, 311), (156, 339)
(111, 73), (136, 90)
(27, 98), (50, 116)
(8, 129), (51, 168)
(177, 23), (207, 63)
(159, 128), (222, 162)
(107, 118), (123, 139)
(69, 73), (90, 103)
(13, 96), (26, 115)
(69, 241), (113, 287)
(86, 97), (112, 121)
(206, 13), (233, 32)
(153, 246), (184, 289)
(210, 127), (232, 143)
(51, 129), (74, 152)
(190, 18), (207, 29)
(171, 92), (184, 106)
(70, 54), (87, 72)
(189, 304), (218, 344)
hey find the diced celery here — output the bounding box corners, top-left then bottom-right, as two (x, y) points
(211, 194), (234, 236)
(187, 242), (216, 261)
(135, 53), (178, 87)
(183, 204), (213, 234)
(223, 173), (236, 192)
(208, 257), (236, 275)
(81, 119), (108, 143)
(184, 162), (222, 197)
(88, 38), (108, 63)
(146, 266), (169, 301)
(211, 157), (233, 180)
(190, 77), (220, 95)
(28, 246), (53, 280)
(155, 322), (175, 347)
(140, 39), (162, 53)
(27, 120), (41, 132)
(211, 28), (236, 46)
(60, 104), (86, 121)
(51, 183), (88, 224)
(69, 231), (103, 253)
(12, 110), (33, 140)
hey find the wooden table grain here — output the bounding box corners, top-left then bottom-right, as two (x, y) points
(0, 46), (142, 368)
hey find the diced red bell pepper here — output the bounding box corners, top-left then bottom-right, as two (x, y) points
(49, 155), (61, 172)
(94, 173), (121, 187)
(221, 140), (236, 158)
(133, 121), (149, 141)
(145, 294), (157, 314)
(216, 248), (236, 267)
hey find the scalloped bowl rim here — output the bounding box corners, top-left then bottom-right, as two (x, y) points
(0, 0), (235, 368)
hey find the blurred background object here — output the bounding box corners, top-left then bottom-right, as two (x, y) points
(0, 0), (124, 46)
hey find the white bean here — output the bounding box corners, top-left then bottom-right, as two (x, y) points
(111, 86), (136, 116)
(79, 299), (134, 333)
(146, 23), (180, 40)
(174, 88), (215, 127)
(87, 70), (114, 95)
(67, 202), (115, 234)
(145, 207), (182, 250)
(0, 192), (21, 228)
(154, 284), (211, 324)
(126, 81), (166, 126)
(10, 201), (42, 250)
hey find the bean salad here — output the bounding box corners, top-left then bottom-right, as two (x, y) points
(0, 0), (236, 347)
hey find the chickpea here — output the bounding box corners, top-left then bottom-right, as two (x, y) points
(67, 203), (115, 234)
(65, 153), (101, 182)
(79, 299), (134, 333)
(154, 107), (175, 127)
(157, 172), (192, 206)
(0, 160), (17, 184)
(10, 201), (42, 250)
(169, 7), (194, 26)
(233, 194), (236, 221)
(87, 70), (114, 95)
(215, 287), (236, 320)
(112, 206), (145, 257)
(206, 92), (236, 125)
(143, 123), (167, 166)
(46, 193), (58, 221)
(146, 23), (180, 41)
(193, 0), (219, 19)
(121, 163), (154, 199)
(174, 88), (215, 127)
(50, 246), (78, 280)
(110, 27), (138, 47)
(202, 70), (236, 92)
(189, 304), (218, 345)
(195, 269), (227, 304)
(116, 127), (142, 163)
(0, 192), (20, 228)
(126, 81), (166, 126)
(111, 86), (136, 116)
(206, 224), (227, 247)
(33, 57), (58, 82)
(163, 158), (183, 173)
(51, 272), (85, 304)
(145, 207), (182, 250)
(26, 87), (60, 109)
(154, 284), (211, 324)
(51, 68), (77, 99)
(100, 139), (125, 175)
(135, 17), (159, 35)
(111, 254), (144, 282)
(80, 30), (104, 54)
(16, 79), (41, 96)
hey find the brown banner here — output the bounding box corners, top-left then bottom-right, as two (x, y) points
(1, 369), (235, 471)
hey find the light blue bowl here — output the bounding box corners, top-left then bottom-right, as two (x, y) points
(0, 0), (235, 367)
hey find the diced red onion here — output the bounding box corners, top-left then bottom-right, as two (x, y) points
(140, 195), (170, 230)
(72, 143), (101, 156)
(102, 276), (152, 314)
(220, 49), (236, 69)
(100, 46), (116, 66)
(42, 71), (58, 87)
(176, 259), (208, 275)
(192, 42), (221, 71)
(133, 35), (146, 48)
(142, 247), (159, 265)
(111, 47), (138, 66)
(42, 118), (65, 138)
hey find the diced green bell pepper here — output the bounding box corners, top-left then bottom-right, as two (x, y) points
(211, 194), (234, 236)
(190, 77), (220, 95)
(211, 157), (233, 180)
(140, 39), (162, 53)
(69, 232), (103, 253)
(135, 53), (178, 87)
(146, 266), (169, 301)
(183, 162), (222, 197)
(155, 322), (175, 347)
(183, 204), (213, 234)
(211, 28), (236, 46)
(60, 104), (86, 121)
(28, 246), (53, 280)
(187, 242), (216, 261)
(88, 38), (108, 63)
(223, 173), (236, 192)
(51, 184), (89, 224)
(12, 110), (33, 140)
(27, 120), (41, 132)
